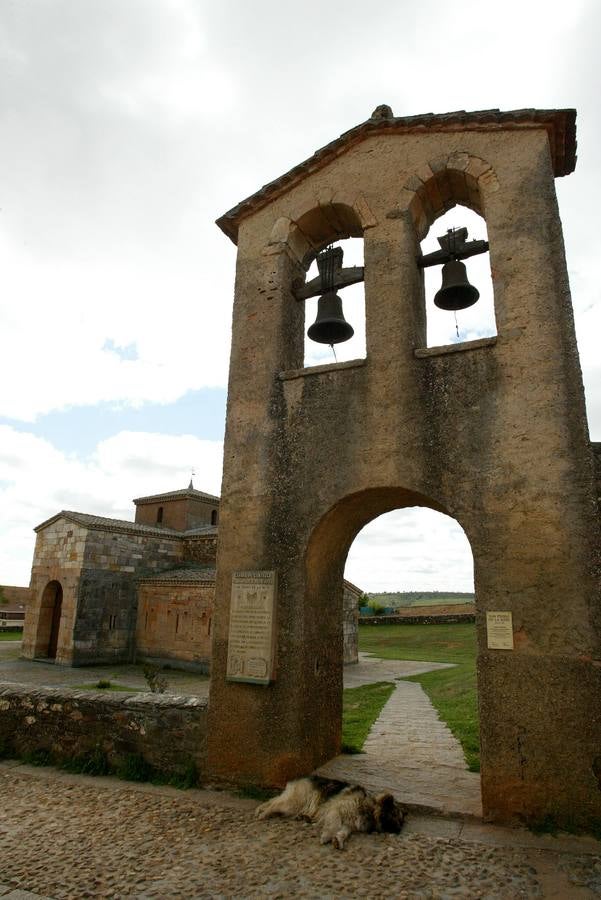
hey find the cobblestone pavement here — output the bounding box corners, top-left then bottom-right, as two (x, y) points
(319, 654), (482, 817)
(1, 764), (600, 899)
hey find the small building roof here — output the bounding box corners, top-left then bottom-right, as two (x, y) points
(216, 106), (577, 243)
(133, 487), (220, 506)
(137, 566), (216, 585)
(34, 510), (218, 540)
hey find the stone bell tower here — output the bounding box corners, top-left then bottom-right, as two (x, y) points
(208, 106), (600, 830)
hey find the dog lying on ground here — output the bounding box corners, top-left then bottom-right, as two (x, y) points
(255, 776), (405, 849)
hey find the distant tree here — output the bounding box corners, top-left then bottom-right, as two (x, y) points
(358, 592), (370, 609)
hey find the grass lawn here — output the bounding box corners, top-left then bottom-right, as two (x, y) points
(341, 681), (395, 753)
(0, 630), (22, 640)
(359, 622), (480, 771)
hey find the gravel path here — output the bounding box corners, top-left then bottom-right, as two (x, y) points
(1, 765), (600, 899)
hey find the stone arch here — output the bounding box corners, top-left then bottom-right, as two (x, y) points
(266, 194), (377, 266)
(35, 580), (64, 659)
(398, 154), (499, 240)
(299, 486), (478, 780)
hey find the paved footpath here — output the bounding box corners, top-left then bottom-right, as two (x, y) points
(1, 763), (600, 899)
(318, 653), (482, 817)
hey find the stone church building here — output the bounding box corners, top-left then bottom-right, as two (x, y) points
(21, 484), (360, 671)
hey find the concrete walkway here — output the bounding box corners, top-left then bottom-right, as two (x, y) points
(318, 652), (482, 817)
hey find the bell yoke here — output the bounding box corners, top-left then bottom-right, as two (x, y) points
(301, 225), (488, 346)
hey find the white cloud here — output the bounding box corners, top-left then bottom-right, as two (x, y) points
(1, 0), (600, 593)
(345, 508), (474, 593)
(0, 425), (223, 585)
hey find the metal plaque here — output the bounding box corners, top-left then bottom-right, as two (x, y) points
(486, 611), (514, 650)
(226, 570), (277, 684)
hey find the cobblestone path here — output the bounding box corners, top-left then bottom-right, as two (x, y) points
(317, 655), (482, 817)
(1, 765), (600, 899)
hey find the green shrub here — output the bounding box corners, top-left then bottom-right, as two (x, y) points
(62, 745), (110, 776)
(22, 748), (53, 767)
(95, 679), (112, 690)
(117, 753), (154, 782)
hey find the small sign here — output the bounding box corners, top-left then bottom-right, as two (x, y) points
(226, 570), (277, 684)
(486, 611), (514, 650)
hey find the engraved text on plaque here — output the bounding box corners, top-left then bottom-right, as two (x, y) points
(226, 570), (277, 684)
(486, 611), (514, 650)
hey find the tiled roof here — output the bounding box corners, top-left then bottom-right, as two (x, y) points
(184, 525), (218, 537)
(133, 487), (220, 505)
(216, 107), (577, 243)
(34, 511), (185, 538)
(35, 512), (220, 538)
(138, 566), (216, 584)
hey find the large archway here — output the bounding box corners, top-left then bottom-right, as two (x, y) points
(36, 580), (63, 660)
(303, 487), (479, 770)
(314, 499), (481, 815)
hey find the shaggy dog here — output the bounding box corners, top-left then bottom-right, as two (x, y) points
(256, 776), (405, 849)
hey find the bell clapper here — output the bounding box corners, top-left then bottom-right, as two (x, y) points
(331, 343), (338, 363)
(454, 311), (460, 340)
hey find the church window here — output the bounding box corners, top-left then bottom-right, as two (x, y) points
(157, 506), (164, 524)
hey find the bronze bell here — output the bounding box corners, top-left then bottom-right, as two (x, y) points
(307, 290), (354, 345)
(434, 259), (479, 311)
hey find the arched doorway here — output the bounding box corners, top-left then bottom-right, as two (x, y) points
(304, 487), (479, 765)
(37, 580), (63, 660)
(316, 502), (481, 815)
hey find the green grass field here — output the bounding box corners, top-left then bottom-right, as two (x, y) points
(359, 622), (480, 771)
(341, 681), (395, 753)
(0, 630), (22, 640)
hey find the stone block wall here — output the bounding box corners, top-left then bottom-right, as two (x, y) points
(342, 583), (359, 664)
(136, 582), (214, 671)
(22, 520), (88, 664)
(183, 536), (218, 565)
(1, 585), (31, 605)
(72, 528), (185, 665)
(0, 682), (208, 777)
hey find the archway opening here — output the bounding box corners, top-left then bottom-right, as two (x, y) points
(305, 490), (481, 816)
(37, 580), (63, 660)
(303, 237), (366, 368)
(420, 204), (496, 349)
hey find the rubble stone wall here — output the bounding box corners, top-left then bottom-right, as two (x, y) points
(0, 682), (208, 777)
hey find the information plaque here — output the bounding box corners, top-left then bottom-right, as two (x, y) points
(486, 611), (514, 650)
(226, 570), (277, 684)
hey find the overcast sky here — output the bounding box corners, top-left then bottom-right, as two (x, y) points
(1, 0), (599, 591)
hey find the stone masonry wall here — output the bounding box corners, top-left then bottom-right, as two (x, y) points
(136, 582), (214, 671)
(0, 682), (208, 777)
(183, 536), (218, 565)
(72, 528), (185, 665)
(342, 584), (359, 664)
(22, 520), (89, 664)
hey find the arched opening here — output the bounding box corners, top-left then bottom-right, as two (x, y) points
(303, 237), (365, 368)
(211, 509), (218, 526)
(157, 506), (164, 524)
(304, 488), (481, 815)
(420, 205), (495, 348)
(36, 580), (63, 660)
(273, 200), (371, 372)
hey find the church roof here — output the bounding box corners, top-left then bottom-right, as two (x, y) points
(137, 566), (216, 585)
(216, 106), (577, 243)
(133, 487), (220, 505)
(34, 510), (218, 539)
